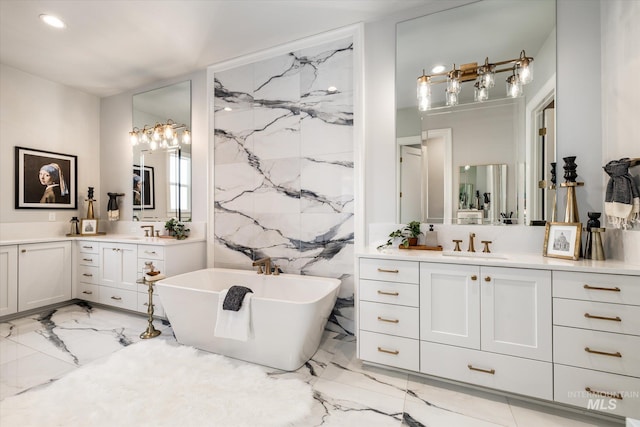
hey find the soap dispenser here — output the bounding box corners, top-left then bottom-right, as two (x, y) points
(425, 224), (439, 248)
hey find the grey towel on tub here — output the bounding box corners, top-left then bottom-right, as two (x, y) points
(222, 285), (253, 311)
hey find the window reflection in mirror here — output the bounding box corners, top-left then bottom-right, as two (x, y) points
(132, 81), (192, 222)
(396, 0), (556, 225)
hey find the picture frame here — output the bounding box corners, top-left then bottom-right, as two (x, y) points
(543, 222), (582, 260)
(15, 146), (78, 209)
(133, 165), (155, 210)
(80, 219), (98, 235)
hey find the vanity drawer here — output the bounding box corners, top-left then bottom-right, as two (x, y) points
(137, 292), (165, 318)
(77, 282), (100, 303)
(359, 279), (419, 307)
(360, 258), (419, 284)
(359, 330), (419, 371)
(553, 298), (640, 336)
(78, 265), (99, 285)
(420, 341), (552, 400)
(78, 253), (99, 267)
(78, 242), (99, 254)
(359, 301), (419, 339)
(553, 326), (640, 377)
(554, 364), (640, 418)
(138, 245), (164, 261)
(99, 286), (137, 311)
(553, 271), (640, 305)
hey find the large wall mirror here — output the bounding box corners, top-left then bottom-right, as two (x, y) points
(396, 0), (556, 226)
(132, 80), (192, 221)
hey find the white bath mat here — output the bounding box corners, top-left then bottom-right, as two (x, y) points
(0, 340), (313, 427)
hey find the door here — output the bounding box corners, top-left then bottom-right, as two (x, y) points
(99, 243), (138, 290)
(400, 144), (422, 223)
(420, 263), (480, 349)
(0, 245), (18, 316)
(18, 241), (71, 311)
(480, 266), (552, 361)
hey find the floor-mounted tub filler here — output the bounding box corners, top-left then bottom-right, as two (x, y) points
(157, 268), (341, 371)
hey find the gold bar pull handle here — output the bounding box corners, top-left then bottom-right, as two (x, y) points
(377, 290), (399, 296)
(584, 347), (622, 358)
(377, 316), (399, 324)
(83, 258), (93, 262)
(585, 387), (623, 400)
(82, 291), (93, 295)
(82, 273), (93, 277)
(583, 284), (621, 292)
(468, 364), (495, 375)
(584, 313), (622, 322)
(377, 268), (399, 273)
(110, 296), (122, 301)
(377, 347), (399, 355)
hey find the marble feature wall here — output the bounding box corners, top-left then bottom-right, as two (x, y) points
(213, 38), (355, 336)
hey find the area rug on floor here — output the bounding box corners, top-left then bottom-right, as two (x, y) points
(0, 340), (313, 427)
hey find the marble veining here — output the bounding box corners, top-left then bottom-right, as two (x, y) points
(213, 37), (355, 335)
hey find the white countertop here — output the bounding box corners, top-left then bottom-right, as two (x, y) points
(358, 247), (640, 276)
(0, 234), (206, 246)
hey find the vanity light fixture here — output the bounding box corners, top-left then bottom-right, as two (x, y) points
(39, 14), (66, 29)
(129, 119), (190, 150)
(417, 50), (533, 111)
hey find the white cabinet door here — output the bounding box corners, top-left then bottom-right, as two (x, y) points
(18, 241), (71, 311)
(420, 263), (480, 349)
(99, 243), (137, 291)
(0, 245), (18, 316)
(481, 266), (552, 361)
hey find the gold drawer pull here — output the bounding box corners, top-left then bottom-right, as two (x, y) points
(585, 387), (623, 400)
(143, 303), (154, 307)
(82, 246), (93, 249)
(470, 275), (478, 281)
(377, 268), (399, 273)
(82, 291), (93, 295)
(110, 296), (122, 301)
(468, 364), (495, 375)
(377, 290), (399, 296)
(584, 313), (622, 322)
(145, 251), (158, 255)
(377, 347), (399, 355)
(21, 249), (27, 253)
(82, 273), (93, 277)
(377, 316), (399, 323)
(584, 347), (622, 358)
(484, 276), (491, 282)
(583, 284), (621, 292)
(83, 258), (93, 262)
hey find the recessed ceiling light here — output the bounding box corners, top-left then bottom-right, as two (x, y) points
(39, 14), (66, 29)
(327, 86), (337, 92)
(431, 65), (446, 74)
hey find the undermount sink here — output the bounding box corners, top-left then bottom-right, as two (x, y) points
(442, 250), (508, 260)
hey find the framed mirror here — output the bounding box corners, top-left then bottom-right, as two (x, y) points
(132, 80), (192, 221)
(396, 0), (556, 225)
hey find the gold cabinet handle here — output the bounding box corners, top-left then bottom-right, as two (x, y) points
(110, 296), (122, 301)
(82, 291), (93, 295)
(83, 258), (93, 262)
(377, 268), (399, 273)
(470, 275), (478, 281)
(584, 284), (621, 292)
(145, 251), (157, 255)
(585, 387), (623, 400)
(584, 313), (621, 322)
(468, 364), (495, 375)
(82, 273), (93, 277)
(377, 347), (399, 355)
(143, 303), (154, 307)
(82, 246), (93, 249)
(377, 290), (399, 296)
(377, 316), (399, 324)
(21, 249), (27, 253)
(484, 276), (491, 282)
(584, 347), (622, 358)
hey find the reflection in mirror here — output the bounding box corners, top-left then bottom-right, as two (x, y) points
(132, 81), (192, 221)
(458, 164), (507, 225)
(396, 0), (556, 225)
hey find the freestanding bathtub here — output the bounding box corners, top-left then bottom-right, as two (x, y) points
(156, 268), (341, 371)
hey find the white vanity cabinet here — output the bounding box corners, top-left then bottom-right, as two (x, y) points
(98, 242), (138, 311)
(0, 245), (18, 316)
(18, 241), (71, 311)
(552, 271), (640, 418)
(77, 241), (100, 303)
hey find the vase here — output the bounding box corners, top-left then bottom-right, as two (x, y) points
(408, 237), (418, 246)
(563, 156), (578, 182)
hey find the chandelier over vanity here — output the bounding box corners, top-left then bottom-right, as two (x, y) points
(417, 50), (534, 111)
(129, 119), (191, 150)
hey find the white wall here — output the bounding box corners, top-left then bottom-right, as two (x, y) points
(0, 64), (100, 238)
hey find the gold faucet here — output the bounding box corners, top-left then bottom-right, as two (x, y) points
(468, 233), (476, 252)
(252, 257), (271, 275)
(140, 225), (154, 237)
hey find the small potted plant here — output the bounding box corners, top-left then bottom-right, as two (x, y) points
(164, 218), (190, 240)
(377, 221), (423, 249)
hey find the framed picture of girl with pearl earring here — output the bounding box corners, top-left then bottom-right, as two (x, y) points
(15, 146), (77, 209)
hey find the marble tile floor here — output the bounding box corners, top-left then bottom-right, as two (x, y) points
(0, 303), (624, 426)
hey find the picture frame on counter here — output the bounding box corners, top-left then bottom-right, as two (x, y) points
(80, 219), (98, 235)
(543, 222), (582, 260)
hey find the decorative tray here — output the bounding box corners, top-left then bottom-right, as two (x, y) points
(399, 245), (443, 251)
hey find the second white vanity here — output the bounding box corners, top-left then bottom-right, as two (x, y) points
(356, 249), (640, 419)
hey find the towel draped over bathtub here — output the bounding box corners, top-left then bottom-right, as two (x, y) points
(222, 285), (253, 311)
(214, 286), (253, 341)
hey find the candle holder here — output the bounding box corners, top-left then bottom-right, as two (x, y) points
(139, 278), (161, 339)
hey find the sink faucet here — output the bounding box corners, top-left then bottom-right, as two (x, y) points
(141, 225), (154, 237)
(468, 233), (476, 252)
(252, 257), (271, 275)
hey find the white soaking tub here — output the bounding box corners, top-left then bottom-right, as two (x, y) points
(156, 268), (341, 371)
